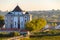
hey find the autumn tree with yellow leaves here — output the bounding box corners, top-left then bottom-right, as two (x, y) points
(25, 18), (47, 31)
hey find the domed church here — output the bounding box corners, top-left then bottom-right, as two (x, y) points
(5, 5), (32, 30)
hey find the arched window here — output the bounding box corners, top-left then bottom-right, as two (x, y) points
(11, 24), (12, 28)
(15, 22), (16, 25)
(25, 20), (26, 22)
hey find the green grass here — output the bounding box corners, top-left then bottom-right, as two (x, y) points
(20, 36), (60, 40)
(0, 37), (8, 40)
(1, 36), (60, 40)
(0, 30), (60, 40)
(30, 36), (60, 40)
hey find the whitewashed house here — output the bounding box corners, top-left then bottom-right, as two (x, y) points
(5, 5), (32, 30)
(55, 25), (60, 29)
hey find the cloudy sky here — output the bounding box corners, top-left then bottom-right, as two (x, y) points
(0, 0), (60, 11)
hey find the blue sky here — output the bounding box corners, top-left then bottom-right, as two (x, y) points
(0, 0), (60, 11)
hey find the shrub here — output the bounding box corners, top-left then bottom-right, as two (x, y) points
(13, 32), (20, 36)
(0, 32), (20, 37)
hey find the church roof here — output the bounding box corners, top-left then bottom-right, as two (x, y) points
(6, 12), (13, 16)
(8, 12), (12, 14)
(25, 12), (29, 14)
(12, 5), (22, 12)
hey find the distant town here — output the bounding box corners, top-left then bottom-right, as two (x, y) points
(0, 9), (60, 22)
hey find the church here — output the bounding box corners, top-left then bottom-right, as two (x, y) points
(5, 5), (32, 30)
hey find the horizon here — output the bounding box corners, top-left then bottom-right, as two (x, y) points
(0, 0), (60, 11)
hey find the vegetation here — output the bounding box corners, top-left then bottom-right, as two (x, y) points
(0, 32), (20, 37)
(0, 15), (4, 28)
(13, 32), (20, 36)
(1, 36), (60, 40)
(30, 36), (60, 40)
(0, 15), (4, 20)
(0, 37), (9, 40)
(0, 32), (20, 40)
(20, 30), (60, 40)
(25, 18), (47, 31)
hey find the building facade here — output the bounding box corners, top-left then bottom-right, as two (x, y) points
(5, 5), (32, 30)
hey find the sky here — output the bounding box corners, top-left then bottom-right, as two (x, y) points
(0, 0), (60, 11)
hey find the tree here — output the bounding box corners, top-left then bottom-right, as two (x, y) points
(52, 23), (57, 27)
(0, 16), (4, 20)
(25, 18), (47, 31)
(0, 15), (4, 28)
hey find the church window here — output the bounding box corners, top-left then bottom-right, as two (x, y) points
(21, 22), (23, 27)
(18, 24), (20, 29)
(11, 24), (12, 28)
(15, 22), (16, 25)
(18, 20), (20, 29)
(25, 16), (26, 18)
(25, 20), (26, 22)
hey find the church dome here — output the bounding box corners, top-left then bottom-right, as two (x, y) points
(25, 12), (29, 14)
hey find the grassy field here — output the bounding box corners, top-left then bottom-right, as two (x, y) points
(30, 36), (60, 40)
(0, 30), (60, 40)
(0, 37), (8, 40)
(20, 36), (60, 40)
(0, 36), (60, 40)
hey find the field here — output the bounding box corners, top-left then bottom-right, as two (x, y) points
(0, 30), (60, 40)
(0, 36), (60, 40)
(0, 37), (8, 40)
(20, 36), (60, 40)
(30, 36), (60, 40)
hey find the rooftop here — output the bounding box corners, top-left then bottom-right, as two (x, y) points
(12, 5), (22, 12)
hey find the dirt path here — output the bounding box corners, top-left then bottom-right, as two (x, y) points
(7, 36), (29, 40)
(7, 36), (20, 40)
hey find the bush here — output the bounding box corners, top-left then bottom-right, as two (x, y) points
(0, 32), (20, 37)
(13, 32), (20, 36)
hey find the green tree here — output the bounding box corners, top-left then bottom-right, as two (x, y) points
(0, 16), (4, 20)
(0, 15), (4, 28)
(25, 18), (47, 31)
(52, 23), (57, 27)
